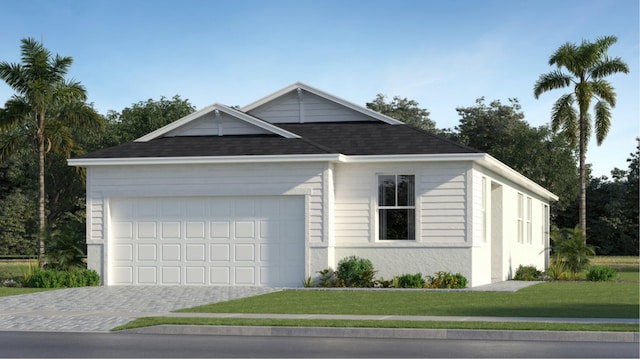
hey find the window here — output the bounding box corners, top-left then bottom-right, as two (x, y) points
(517, 193), (523, 243)
(542, 204), (549, 245)
(526, 197), (532, 244)
(378, 174), (415, 240)
(481, 177), (487, 243)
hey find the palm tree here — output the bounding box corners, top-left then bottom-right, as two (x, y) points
(534, 35), (629, 237)
(0, 38), (101, 268)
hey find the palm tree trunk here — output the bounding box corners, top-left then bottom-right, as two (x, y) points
(579, 113), (587, 239)
(37, 111), (46, 269)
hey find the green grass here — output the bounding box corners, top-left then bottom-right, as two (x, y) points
(179, 281), (639, 318)
(0, 287), (50, 297)
(113, 317), (639, 332)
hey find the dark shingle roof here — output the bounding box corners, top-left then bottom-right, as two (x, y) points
(77, 122), (480, 159)
(279, 122), (478, 155)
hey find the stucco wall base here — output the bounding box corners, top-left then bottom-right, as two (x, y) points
(333, 247), (477, 286)
(87, 244), (104, 285)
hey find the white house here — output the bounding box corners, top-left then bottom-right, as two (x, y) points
(68, 82), (558, 287)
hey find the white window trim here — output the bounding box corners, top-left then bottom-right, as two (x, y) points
(526, 197), (533, 244)
(517, 193), (524, 244)
(375, 173), (417, 241)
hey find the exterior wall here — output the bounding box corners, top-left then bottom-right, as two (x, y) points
(248, 90), (374, 124)
(470, 164), (550, 282)
(330, 161), (475, 284)
(85, 162), (330, 283)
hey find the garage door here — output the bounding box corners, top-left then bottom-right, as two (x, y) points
(109, 196), (305, 286)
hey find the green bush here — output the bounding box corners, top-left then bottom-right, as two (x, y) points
(336, 256), (376, 287)
(25, 269), (100, 288)
(545, 257), (570, 280)
(514, 265), (543, 281)
(426, 271), (468, 289)
(586, 266), (618, 282)
(550, 226), (595, 273)
(395, 273), (426, 288)
(317, 269), (340, 287)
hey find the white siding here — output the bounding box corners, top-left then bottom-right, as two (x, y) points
(165, 112), (270, 137)
(85, 162), (329, 282)
(249, 90), (376, 124)
(333, 162), (469, 246)
(471, 165), (550, 281)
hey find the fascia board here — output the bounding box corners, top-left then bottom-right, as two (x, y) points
(240, 82), (404, 125)
(135, 103), (300, 142)
(477, 154), (559, 202)
(341, 153), (487, 163)
(136, 104), (217, 142)
(214, 103), (300, 138)
(67, 154), (342, 167)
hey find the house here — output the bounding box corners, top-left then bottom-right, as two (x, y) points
(68, 82), (558, 287)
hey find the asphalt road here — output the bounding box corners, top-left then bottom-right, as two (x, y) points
(0, 331), (637, 358)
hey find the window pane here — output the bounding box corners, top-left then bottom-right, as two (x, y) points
(378, 175), (396, 206)
(397, 175), (415, 206)
(379, 209), (415, 240)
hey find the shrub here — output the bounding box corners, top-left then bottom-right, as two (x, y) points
(550, 226), (595, 273)
(317, 269), (340, 287)
(336, 256), (376, 287)
(395, 273), (426, 288)
(426, 271), (468, 289)
(45, 229), (86, 271)
(25, 269), (100, 288)
(586, 266), (618, 282)
(545, 258), (570, 280)
(514, 265), (543, 281)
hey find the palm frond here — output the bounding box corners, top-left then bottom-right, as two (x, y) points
(591, 57), (630, 79)
(591, 79), (616, 106)
(550, 94), (578, 148)
(534, 70), (572, 98)
(594, 101), (611, 145)
(549, 42), (578, 70)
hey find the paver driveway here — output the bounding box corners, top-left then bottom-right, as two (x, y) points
(0, 286), (280, 332)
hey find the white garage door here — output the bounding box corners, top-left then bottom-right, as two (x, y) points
(108, 196), (305, 286)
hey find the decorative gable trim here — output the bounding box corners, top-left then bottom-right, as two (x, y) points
(135, 103), (301, 142)
(241, 82), (404, 125)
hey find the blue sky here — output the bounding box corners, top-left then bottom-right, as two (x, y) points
(1, 0), (638, 177)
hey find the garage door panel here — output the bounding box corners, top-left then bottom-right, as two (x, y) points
(186, 267), (205, 284)
(186, 221), (205, 239)
(110, 196), (304, 286)
(161, 267), (181, 284)
(137, 244), (157, 261)
(210, 267), (230, 284)
(210, 244), (230, 261)
(186, 244), (205, 261)
(161, 244), (181, 261)
(138, 266), (157, 284)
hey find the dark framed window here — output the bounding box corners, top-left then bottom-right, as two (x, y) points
(378, 174), (415, 240)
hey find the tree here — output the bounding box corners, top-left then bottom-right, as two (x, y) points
(454, 97), (579, 218)
(107, 95), (195, 144)
(366, 94), (435, 132)
(534, 35), (629, 237)
(0, 38), (101, 267)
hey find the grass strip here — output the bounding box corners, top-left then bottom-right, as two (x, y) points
(178, 282), (639, 318)
(112, 317), (639, 332)
(0, 287), (51, 297)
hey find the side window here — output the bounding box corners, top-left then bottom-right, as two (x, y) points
(378, 174), (415, 240)
(517, 193), (524, 243)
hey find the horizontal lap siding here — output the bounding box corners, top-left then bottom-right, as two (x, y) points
(249, 91), (375, 124)
(87, 162), (326, 244)
(334, 163), (469, 246)
(419, 166), (467, 243)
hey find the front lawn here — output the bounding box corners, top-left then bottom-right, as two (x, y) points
(180, 281), (639, 319)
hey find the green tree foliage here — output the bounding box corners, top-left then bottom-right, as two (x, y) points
(366, 94), (435, 132)
(557, 139), (639, 255)
(534, 35), (629, 236)
(0, 38), (102, 267)
(107, 95), (195, 144)
(454, 97), (579, 217)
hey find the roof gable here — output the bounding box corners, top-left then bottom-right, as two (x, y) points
(242, 82), (404, 125)
(136, 103), (300, 142)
